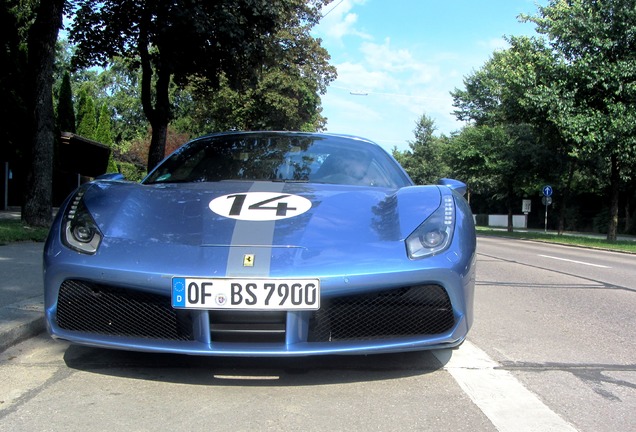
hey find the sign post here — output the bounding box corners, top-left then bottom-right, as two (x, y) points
(522, 199), (531, 229)
(542, 186), (553, 233)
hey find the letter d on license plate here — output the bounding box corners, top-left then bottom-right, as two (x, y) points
(172, 277), (320, 310)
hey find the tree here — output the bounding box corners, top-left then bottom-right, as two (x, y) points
(75, 88), (97, 139)
(525, 0), (636, 241)
(22, 0), (66, 227)
(443, 126), (504, 202)
(393, 115), (448, 185)
(0, 0), (30, 167)
(444, 124), (544, 230)
(90, 57), (150, 143)
(451, 36), (575, 232)
(69, 0), (330, 172)
(56, 71), (76, 133)
(95, 103), (118, 173)
(95, 103), (113, 145)
(240, 20), (336, 131)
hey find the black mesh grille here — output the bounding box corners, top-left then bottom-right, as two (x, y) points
(308, 285), (455, 342)
(56, 280), (193, 341)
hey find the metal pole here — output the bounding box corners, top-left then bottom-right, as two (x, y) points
(3, 162), (8, 211)
(544, 202), (548, 233)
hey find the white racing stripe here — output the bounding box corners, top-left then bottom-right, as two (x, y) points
(434, 341), (579, 432)
(538, 254), (611, 269)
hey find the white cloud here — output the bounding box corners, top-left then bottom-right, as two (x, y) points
(334, 39), (446, 105)
(314, 1), (546, 149)
(360, 38), (416, 72)
(316, 1), (495, 148)
(317, 0), (372, 43)
(477, 37), (511, 52)
(332, 61), (396, 91)
(321, 35), (467, 150)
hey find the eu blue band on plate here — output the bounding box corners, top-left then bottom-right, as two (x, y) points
(172, 277), (186, 307)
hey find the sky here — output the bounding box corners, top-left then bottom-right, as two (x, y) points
(312, 0), (547, 152)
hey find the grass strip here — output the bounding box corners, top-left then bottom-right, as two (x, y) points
(477, 227), (636, 254)
(0, 220), (50, 245)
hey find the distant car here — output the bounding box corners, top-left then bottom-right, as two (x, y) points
(44, 131), (476, 356)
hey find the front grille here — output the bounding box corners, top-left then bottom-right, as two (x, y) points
(209, 310), (286, 343)
(56, 280), (193, 341)
(308, 285), (455, 342)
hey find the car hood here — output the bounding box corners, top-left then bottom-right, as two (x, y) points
(80, 180), (442, 249)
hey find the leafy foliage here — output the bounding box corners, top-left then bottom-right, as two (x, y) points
(0, 1), (30, 162)
(522, 0), (636, 239)
(68, 0), (331, 170)
(75, 88), (97, 139)
(56, 71), (76, 133)
(393, 115), (448, 185)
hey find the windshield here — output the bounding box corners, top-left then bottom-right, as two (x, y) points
(143, 133), (411, 189)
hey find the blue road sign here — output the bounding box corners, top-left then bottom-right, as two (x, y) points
(542, 185), (553, 197)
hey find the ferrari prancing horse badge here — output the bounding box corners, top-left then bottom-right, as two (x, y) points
(243, 254), (255, 267)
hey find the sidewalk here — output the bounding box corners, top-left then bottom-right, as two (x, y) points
(485, 226), (636, 242)
(0, 242), (45, 352)
(0, 207), (21, 220)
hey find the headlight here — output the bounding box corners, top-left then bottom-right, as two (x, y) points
(406, 195), (455, 259)
(62, 190), (102, 254)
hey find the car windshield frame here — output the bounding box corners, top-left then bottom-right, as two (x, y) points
(143, 132), (412, 189)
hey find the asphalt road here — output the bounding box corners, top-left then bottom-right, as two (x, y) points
(1, 237), (635, 431)
(472, 237), (636, 432)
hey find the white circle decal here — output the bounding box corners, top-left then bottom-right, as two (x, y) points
(209, 192), (313, 221)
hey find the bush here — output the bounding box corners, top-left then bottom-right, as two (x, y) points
(117, 162), (146, 182)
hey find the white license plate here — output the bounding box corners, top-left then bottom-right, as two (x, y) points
(171, 277), (320, 310)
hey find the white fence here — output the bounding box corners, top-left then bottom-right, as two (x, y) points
(486, 215), (527, 228)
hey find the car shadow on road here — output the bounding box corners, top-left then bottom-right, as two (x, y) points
(62, 345), (449, 386)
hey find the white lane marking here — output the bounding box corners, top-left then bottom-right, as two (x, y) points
(434, 341), (579, 432)
(538, 254), (611, 269)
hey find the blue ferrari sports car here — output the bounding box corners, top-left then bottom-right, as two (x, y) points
(44, 131), (476, 356)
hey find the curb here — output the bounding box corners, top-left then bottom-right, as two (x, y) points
(0, 297), (45, 352)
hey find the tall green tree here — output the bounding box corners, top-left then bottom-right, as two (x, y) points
(95, 103), (113, 145)
(75, 88), (97, 139)
(445, 124), (544, 230)
(451, 36), (572, 231)
(525, 0), (636, 240)
(0, 0), (30, 167)
(69, 0), (330, 171)
(393, 114), (448, 185)
(56, 70), (75, 133)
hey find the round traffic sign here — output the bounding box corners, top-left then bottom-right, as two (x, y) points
(542, 185), (553, 197)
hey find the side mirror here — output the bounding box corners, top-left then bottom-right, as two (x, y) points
(439, 178), (467, 196)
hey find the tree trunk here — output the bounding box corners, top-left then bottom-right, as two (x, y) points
(607, 154), (620, 242)
(22, 0), (65, 227)
(557, 159), (576, 235)
(147, 122), (169, 171)
(139, 23), (171, 173)
(146, 67), (171, 171)
(506, 180), (514, 232)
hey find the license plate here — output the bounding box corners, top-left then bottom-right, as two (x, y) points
(171, 277), (320, 310)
